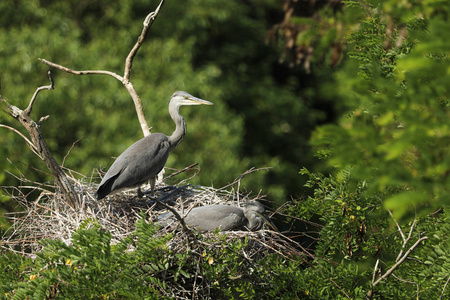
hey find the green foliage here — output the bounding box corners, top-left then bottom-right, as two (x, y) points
(417, 217), (450, 299)
(285, 166), (450, 299)
(3, 220), (172, 299)
(297, 167), (390, 261)
(0, 218), (270, 299)
(311, 0), (450, 219)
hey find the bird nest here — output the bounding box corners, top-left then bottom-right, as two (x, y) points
(1, 167), (312, 263)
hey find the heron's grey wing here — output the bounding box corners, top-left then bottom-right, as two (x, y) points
(96, 133), (170, 199)
(184, 205), (246, 231)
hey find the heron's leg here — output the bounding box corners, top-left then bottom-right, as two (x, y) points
(149, 177), (156, 197)
(137, 187), (143, 198)
(142, 177), (157, 197)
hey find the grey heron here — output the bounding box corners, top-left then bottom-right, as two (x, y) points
(95, 91), (213, 200)
(157, 202), (278, 232)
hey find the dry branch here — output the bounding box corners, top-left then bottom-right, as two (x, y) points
(367, 222), (429, 299)
(372, 236), (428, 287)
(1, 72), (79, 209)
(40, 0), (166, 137)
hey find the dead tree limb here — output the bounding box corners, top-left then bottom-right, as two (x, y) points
(39, 0), (166, 137)
(366, 214), (428, 300)
(0, 72), (80, 209)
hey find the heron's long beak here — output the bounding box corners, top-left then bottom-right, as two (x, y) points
(187, 96), (213, 106)
(257, 212), (279, 232)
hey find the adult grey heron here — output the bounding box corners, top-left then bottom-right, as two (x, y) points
(157, 202), (278, 232)
(95, 91), (213, 200)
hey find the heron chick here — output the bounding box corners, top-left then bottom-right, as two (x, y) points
(95, 91), (213, 200)
(157, 202), (278, 232)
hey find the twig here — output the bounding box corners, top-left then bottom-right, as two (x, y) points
(154, 199), (193, 236)
(388, 210), (417, 262)
(372, 236), (428, 287)
(275, 211), (323, 228)
(220, 167), (271, 190)
(388, 210), (405, 243)
(25, 71), (54, 115)
(164, 163), (199, 180)
(62, 137), (86, 167)
(372, 259), (380, 284)
(441, 275), (450, 300)
(0, 124), (40, 157)
(39, 1), (166, 137)
(39, 59), (123, 80)
(329, 277), (352, 300)
(124, 0), (166, 82)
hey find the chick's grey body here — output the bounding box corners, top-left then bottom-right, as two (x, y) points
(158, 202), (277, 232)
(95, 91), (212, 200)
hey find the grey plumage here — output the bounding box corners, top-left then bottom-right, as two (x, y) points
(95, 91), (213, 200)
(157, 202), (278, 232)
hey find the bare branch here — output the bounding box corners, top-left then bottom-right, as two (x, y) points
(24, 71), (55, 116)
(220, 167), (271, 190)
(441, 275), (450, 300)
(372, 236), (428, 287)
(62, 137), (86, 168)
(38, 115), (50, 125)
(388, 209), (405, 243)
(164, 163), (199, 180)
(372, 259), (380, 284)
(124, 0), (166, 82)
(154, 198), (191, 235)
(39, 59), (123, 81)
(389, 210), (418, 262)
(0, 124), (40, 157)
(1, 75), (80, 209)
(37, 0), (166, 138)
(397, 218), (417, 261)
(329, 278), (352, 300)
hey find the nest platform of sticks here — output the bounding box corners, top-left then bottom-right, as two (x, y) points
(1, 167), (311, 263)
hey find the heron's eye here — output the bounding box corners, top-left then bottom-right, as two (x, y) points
(184, 96), (188, 99)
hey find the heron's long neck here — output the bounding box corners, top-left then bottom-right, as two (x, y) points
(168, 106), (186, 149)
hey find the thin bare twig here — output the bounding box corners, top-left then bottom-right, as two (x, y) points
(0, 124), (40, 157)
(441, 275), (450, 300)
(388, 209), (405, 243)
(24, 71), (54, 115)
(154, 198), (192, 235)
(39, 0), (166, 137)
(329, 278), (352, 300)
(38, 59), (123, 81)
(388, 210), (417, 262)
(372, 259), (380, 284)
(220, 167), (271, 190)
(372, 236), (428, 287)
(62, 137), (86, 167)
(124, 0), (166, 82)
(164, 163), (199, 180)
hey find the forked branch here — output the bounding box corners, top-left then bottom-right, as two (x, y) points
(367, 214), (428, 299)
(40, 0), (166, 137)
(0, 73), (80, 209)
